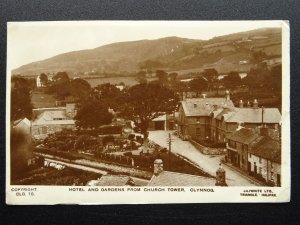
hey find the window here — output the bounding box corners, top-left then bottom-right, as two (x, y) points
(271, 172), (274, 181)
(196, 118), (200, 123)
(259, 157), (262, 163)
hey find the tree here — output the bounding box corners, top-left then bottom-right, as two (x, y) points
(223, 71), (242, 89)
(250, 50), (267, 64)
(202, 68), (218, 82)
(168, 72), (178, 83)
(69, 78), (91, 100)
(52, 71), (70, 83)
(92, 83), (124, 110)
(11, 76), (33, 121)
(74, 98), (113, 130)
(120, 83), (178, 136)
(156, 70), (168, 85)
(188, 77), (208, 96)
(47, 72), (71, 98)
(39, 73), (48, 86)
(11, 128), (33, 181)
(136, 70), (147, 84)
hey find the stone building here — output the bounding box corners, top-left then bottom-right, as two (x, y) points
(178, 91), (281, 144)
(177, 91), (234, 141)
(31, 104), (76, 140)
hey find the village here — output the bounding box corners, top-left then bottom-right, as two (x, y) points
(11, 57), (282, 187)
(9, 26), (283, 188)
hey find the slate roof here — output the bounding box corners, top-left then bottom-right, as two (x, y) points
(87, 175), (134, 186)
(32, 110), (75, 125)
(13, 118), (31, 127)
(226, 128), (260, 144)
(249, 136), (281, 163)
(224, 108), (281, 124)
(181, 98), (234, 117)
(148, 171), (216, 186)
(215, 108), (236, 120)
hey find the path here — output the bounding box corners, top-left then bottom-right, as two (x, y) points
(149, 131), (259, 186)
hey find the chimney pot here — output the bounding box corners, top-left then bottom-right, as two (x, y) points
(239, 100), (244, 108)
(225, 90), (230, 100)
(253, 99), (258, 109)
(215, 163), (227, 186)
(153, 159), (163, 175)
(202, 93), (207, 99)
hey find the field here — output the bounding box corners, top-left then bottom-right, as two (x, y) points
(84, 76), (156, 87)
(31, 88), (58, 108)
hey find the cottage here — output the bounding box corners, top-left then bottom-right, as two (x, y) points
(148, 113), (176, 131)
(248, 133), (281, 186)
(209, 98), (281, 143)
(31, 105), (76, 140)
(226, 126), (281, 186)
(226, 128), (260, 171)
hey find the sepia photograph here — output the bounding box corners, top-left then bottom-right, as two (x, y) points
(6, 21), (290, 204)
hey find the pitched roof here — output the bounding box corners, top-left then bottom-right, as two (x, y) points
(249, 136), (281, 163)
(226, 128), (260, 144)
(87, 175), (134, 186)
(224, 108), (281, 124)
(13, 118), (31, 127)
(181, 98), (234, 117)
(215, 107), (236, 120)
(148, 171), (216, 186)
(32, 110), (75, 125)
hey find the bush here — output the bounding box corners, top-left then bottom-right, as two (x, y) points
(124, 152), (133, 157)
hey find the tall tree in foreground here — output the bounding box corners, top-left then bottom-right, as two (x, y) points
(120, 83), (178, 136)
(11, 76), (33, 121)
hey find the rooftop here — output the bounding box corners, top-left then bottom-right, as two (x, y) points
(249, 136), (281, 163)
(181, 98), (234, 117)
(224, 108), (281, 124)
(32, 110), (75, 125)
(226, 128), (260, 144)
(86, 175), (134, 186)
(148, 171), (216, 186)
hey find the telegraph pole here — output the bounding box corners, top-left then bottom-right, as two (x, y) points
(167, 133), (173, 170)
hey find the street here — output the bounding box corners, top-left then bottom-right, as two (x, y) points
(149, 130), (259, 186)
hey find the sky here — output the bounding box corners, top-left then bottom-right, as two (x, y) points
(7, 21), (284, 70)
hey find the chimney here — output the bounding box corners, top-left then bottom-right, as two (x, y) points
(247, 101), (251, 107)
(260, 126), (269, 136)
(202, 93), (207, 99)
(215, 163), (227, 186)
(153, 159), (163, 176)
(236, 122), (244, 131)
(225, 90), (230, 100)
(253, 99), (258, 109)
(239, 100), (244, 108)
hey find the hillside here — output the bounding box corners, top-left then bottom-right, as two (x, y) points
(12, 28), (281, 76)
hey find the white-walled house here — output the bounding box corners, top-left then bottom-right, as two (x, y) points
(248, 135), (281, 186)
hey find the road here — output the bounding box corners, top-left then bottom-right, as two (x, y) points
(149, 131), (258, 186)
